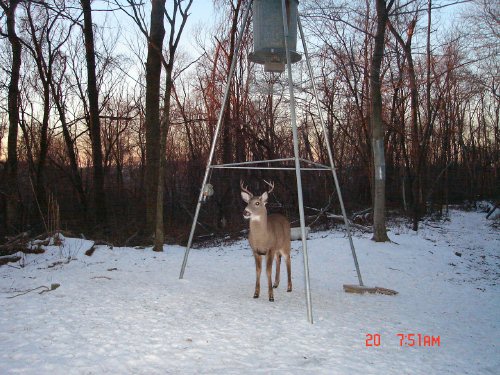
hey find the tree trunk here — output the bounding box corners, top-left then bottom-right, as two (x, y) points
(25, 2), (51, 213)
(1, 0), (22, 234)
(154, 64), (173, 252)
(389, 18), (420, 230)
(153, 0), (193, 250)
(144, 0), (166, 235)
(221, 0), (241, 228)
(81, 0), (106, 226)
(370, 0), (393, 242)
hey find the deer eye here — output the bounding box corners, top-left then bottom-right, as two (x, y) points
(255, 201), (260, 206)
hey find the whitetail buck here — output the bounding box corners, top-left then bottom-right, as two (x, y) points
(240, 180), (292, 302)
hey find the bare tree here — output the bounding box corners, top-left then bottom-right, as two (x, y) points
(115, 0), (167, 238)
(80, 0), (106, 225)
(0, 0), (22, 234)
(21, 2), (75, 215)
(371, 0), (394, 242)
(153, 0), (193, 251)
(388, 11), (420, 230)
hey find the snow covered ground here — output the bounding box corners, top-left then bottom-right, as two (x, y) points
(1, 209), (498, 374)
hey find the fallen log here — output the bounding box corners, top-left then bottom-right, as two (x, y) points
(0, 255), (21, 266)
(326, 214), (372, 232)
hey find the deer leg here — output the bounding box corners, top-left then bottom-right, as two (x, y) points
(266, 254), (274, 301)
(273, 254), (282, 288)
(286, 253), (292, 292)
(254, 254), (262, 298)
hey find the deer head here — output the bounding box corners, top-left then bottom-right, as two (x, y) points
(240, 180), (274, 220)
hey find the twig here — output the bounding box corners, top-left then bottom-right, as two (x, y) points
(94, 240), (114, 248)
(124, 231), (139, 247)
(486, 203), (499, 219)
(305, 192), (336, 227)
(352, 207), (372, 217)
(39, 284), (60, 294)
(91, 276), (112, 280)
(179, 201), (214, 233)
(28, 175), (49, 234)
(326, 214), (372, 232)
(7, 286), (48, 298)
(5, 231), (31, 244)
(6, 283), (60, 298)
(0, 255), (21, 266)
(7, 283), (60, 298)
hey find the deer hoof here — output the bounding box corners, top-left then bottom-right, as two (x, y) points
(269, 297), (274, 302)
(273, 283), (279, 289)
(287, 287), (292, 292)
(253, 294), (259, 299)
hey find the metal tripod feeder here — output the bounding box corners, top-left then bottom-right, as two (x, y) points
(179, 0), (398, 324)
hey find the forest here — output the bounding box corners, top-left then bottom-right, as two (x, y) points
(0, 0), (498, 247)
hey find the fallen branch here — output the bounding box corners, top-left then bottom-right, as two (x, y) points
(304, 192), (336, 227)
(4, 231), (31, 244)
(326, 214), (372, 232)
(85, 244), (96, 257)
(343, 284), (398, 295)
(0, 255), (21, 266)
(39, 283), (60, 294)
(94, 240), (114, 248)
(0, 238), (29, 256)
(123, 231), (139, 247)
(21, 248), (45, 255)
(7, 283), (60, 298)
(486, 203), (499, 219)
(47, 258), (71, 268)
(179, 201), (215, 234)
(91, 276), (112, 280)
(352, 207), (372, 217)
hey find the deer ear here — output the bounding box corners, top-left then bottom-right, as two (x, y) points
(261, 191), (268, 204)
(241, 191), (251, 203)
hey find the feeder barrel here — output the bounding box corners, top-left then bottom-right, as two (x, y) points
(248, 0), (302, 70)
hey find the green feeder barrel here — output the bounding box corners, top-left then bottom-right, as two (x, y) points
(248, 0), (302, 72)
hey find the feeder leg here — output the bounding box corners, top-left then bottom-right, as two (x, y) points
(297, 15), (364, 287)
(281, 0), (313, 324)
(179, 0), (253, 279)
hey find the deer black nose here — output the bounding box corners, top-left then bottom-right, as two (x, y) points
(243, 209), (251, 218)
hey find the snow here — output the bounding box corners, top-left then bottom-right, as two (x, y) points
(1, 209), (498, 374)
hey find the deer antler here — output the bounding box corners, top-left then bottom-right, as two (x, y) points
(240, 180), (254, 197)
(263, 180), (275, 194)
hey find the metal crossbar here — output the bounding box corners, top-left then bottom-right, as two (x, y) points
(209, 159), (331, 171)
(209, 157), (295, 166)
(210, 166), (329, 171)
(209, 158), (331, 171)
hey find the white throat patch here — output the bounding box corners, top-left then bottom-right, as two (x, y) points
(250, 215), (262, 222)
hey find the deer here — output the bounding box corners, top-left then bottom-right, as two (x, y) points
(240, 180), (292, 302)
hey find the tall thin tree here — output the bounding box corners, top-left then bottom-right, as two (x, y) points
(371, 0), (394, 242)
(81, 0), (106, 225)
(143, 0), (166, 237)
(154, 0), (193, 251)
(0, 0), (22, 234)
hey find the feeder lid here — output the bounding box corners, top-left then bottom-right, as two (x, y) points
(248, 48), (301, 66)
